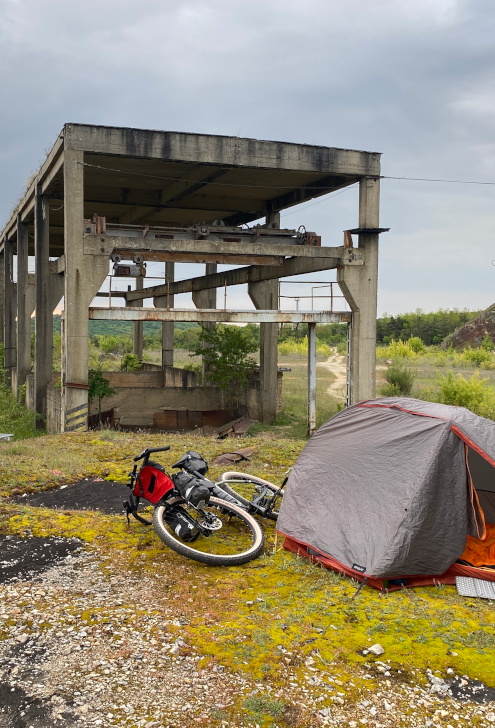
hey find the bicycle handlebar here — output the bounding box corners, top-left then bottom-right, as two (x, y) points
(133, 445), (170, 462)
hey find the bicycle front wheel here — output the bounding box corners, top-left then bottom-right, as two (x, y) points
(218, 472), (285, 521)
(152, 497), (264, 566)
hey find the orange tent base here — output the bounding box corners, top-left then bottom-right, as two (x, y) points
(281, 535), (495, 592)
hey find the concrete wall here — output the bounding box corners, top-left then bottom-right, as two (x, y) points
(89, 383), (222, 428)
(87, 369), (283, 428)
(47, 385), (62, 434)
(107, 366), (200, 389)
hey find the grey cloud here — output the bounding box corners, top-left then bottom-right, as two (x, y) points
(1, 0), (495, 312)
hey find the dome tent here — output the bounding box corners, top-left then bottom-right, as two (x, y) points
(277, 398), (495, 590)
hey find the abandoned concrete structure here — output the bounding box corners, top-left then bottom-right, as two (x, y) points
(0, 124), (383, 434)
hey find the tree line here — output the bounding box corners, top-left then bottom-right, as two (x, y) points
(46, 308), (481, 351)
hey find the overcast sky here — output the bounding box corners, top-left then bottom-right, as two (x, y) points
(1, 0), (494, 316)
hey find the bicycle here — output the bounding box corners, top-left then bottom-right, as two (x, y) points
(217, 470), (287, 521)
(123, 446), (264, 566)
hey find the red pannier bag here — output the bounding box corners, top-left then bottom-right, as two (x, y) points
(133, 461), (174, 504)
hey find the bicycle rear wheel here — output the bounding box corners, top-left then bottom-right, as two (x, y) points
(152, 496), (264, 566)
(218, 472), (284, 521)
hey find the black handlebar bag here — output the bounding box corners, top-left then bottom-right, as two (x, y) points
(133, 461), (174, 504)
(173, 451), (209, 475)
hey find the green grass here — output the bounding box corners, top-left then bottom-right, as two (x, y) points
(0, 385), (43, 440)
(275, 354), (342, 438)
(1, 429), (495, 727)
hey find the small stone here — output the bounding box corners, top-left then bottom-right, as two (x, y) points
(368, 644), (385, 656)
(486, 713), (495, 724)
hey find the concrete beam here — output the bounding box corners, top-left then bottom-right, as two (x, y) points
(84, 234), (358, 262)
(89, 307), (350, 324)
(127, 256), (343, 302)
(1, 136), (64, 246)
(64, 124), (381, 177)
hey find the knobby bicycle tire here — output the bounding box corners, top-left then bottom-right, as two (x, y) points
(218, 472), (285, 521)
(152, 496), (264, 566)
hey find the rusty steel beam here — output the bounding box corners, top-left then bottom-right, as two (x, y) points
(89, 306), (351, 324)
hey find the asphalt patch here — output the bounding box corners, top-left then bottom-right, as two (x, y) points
(0, 536), (83, 583)
(12, 478), (131, 515)
(0, 679), (78, 728)
(449, 675), (495, 703)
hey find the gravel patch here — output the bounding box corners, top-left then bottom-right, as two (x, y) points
(1, 548), (494, 727)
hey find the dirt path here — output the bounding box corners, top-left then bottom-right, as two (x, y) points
(318, 349), (347, 398)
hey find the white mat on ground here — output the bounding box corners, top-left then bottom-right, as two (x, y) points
(455, 576), (495, 599)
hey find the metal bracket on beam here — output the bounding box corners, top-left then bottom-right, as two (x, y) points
(346, 227), (390, 235)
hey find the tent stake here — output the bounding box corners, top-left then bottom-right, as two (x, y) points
(352, 577), (369, 599)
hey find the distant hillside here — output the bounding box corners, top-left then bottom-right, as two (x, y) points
(42, 316), (198, 336)
(441, 304), (495, 349)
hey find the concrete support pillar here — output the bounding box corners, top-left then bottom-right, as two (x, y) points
(3, 237), (16, 388)
(159, 261), (175, 368)
(34, 187), (52, 423)
(133, 275), (144, 361)
(307, 322), (317, 437)
(0, 249), (4, 352)
(16, 217), (31, 398)
(337, 176), (380, 404)
(192, 263), (217, 375)
(248, 279), (278, 424)
(62, 150), (109, 432)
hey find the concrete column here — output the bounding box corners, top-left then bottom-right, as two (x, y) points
(247, 279), (278, 424)
(133, 275), (144, 360)
(0, 249), (4, 353)
(337, 176), (380, 404)
(34, 187), (52, 424)
(16, 217), (31, 398)
(160, 261), (175, 368)
(3, 237), (16, 388)
(307, 322), (317, 437)
(63, 149), (109, 432)
(192, 263), (217, 375)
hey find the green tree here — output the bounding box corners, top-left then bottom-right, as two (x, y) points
(88, 369), (116, 421)
(98, 335), (133, 356)
(121, 353), (142, 371)
(188, 325), (257, 404)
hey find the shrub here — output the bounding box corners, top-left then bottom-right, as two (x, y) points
(461, 347), (493, 367)
(435, 371), (495, 419)
(278, 339), (308, 356)
(407, 336), (426, 354)
(380, 364), (415, 396)
(120, 353), (141, 371)
(376, 339), (418, 360)
(481, 335), (494, 352)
